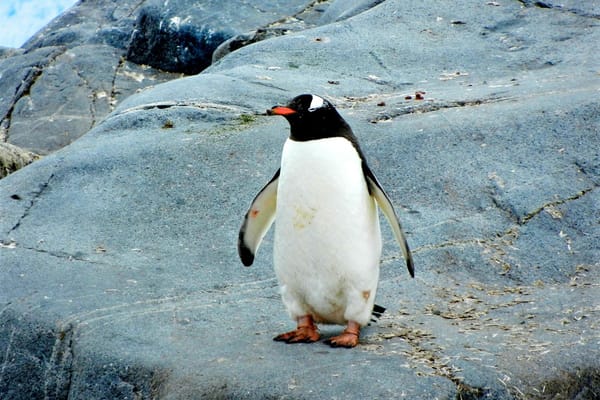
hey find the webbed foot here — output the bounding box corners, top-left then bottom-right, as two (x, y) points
(273, 315), (320, 343)
(323, 321), (361, 348)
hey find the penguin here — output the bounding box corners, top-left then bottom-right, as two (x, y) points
(238, 94), (414, 348)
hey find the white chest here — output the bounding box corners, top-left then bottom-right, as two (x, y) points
(277, 137), (369, 215)
(272, 137), (382, 324)
(273, 137), (381, 280)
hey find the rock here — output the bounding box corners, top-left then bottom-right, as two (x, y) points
(212, 0), (331, 63)
(1, 0), (599, 399)
(126, 4), (235, 75)
(320, 0), (386, 23)
(0, 142), (39, 178)
(0, 0), (318, 159)
(0, 43), (180, 155)
(0, 0), (178, 156)
(127, 0), (319, 74)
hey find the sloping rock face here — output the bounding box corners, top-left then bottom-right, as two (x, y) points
(0, 1), (175, 156)
(1, 1), (599, 399)
(0, 0), (316, 156)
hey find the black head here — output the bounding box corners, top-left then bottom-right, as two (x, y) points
(267, 94), (353, 142)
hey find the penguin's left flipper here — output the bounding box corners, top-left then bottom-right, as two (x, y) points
(238, 169), (280, 266)
(363, 164), (415, 278)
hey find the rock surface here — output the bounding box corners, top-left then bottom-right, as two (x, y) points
(127, 0), (316, 74)
(0, 0), (315, 156)
(0, 142), (39, 178)
(1, 0), (599, 399)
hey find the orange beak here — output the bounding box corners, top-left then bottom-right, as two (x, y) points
(267, 106), (297, 116)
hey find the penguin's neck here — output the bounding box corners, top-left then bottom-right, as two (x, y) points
(288, 113), (352, 142)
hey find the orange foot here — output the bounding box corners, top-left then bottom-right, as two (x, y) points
(324, 321), (361, 348)
(273, 315), (320, 343)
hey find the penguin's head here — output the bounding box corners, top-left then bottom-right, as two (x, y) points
(268, 94), (331, 117)
(267, 94), (351, 141)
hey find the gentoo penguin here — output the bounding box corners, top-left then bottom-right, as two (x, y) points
(238, 94), (414, 348)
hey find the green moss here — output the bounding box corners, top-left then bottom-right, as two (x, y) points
(183, 113), (264, 136)
(238, 114), (256, 125)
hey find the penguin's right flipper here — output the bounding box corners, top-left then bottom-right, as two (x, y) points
(238, 169), (280, 266)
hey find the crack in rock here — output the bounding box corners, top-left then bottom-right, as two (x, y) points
(490, 186), (596, 226)
(7, 173), (54, 236)
(410, 185), (593, 275)
(110, 56), (127, 111)
(0, 47), (67, 143)
(363, 321), (486, 398)
(385, 185), (596, 277)
(575, 160), (600, 185)
(70, 61), (97, 131)
(18, 245), (106, 265)
(520, 187), (594, 225)
(127, 0), (148, 18)
(108, 101), (248, 122)
(1, 66), (43, 142)
(369, 96), (512, 123)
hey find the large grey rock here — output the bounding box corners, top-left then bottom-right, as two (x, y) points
(0, 0), (178, 156)
(127, 0), (316, 74)
(1, 0), (599, 399)
(21, 1), (140, 51)
(0, 0), (318, 158)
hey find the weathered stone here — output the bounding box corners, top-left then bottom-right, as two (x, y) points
(0, 0), (178, 157)
(0, 0), (599, 399)
(126, 0), (317, 74)
(320, 0), (386, 23)
(0, 0), (317, 159)
(127, 5), (235, 75)
(0, 142), (39, 178)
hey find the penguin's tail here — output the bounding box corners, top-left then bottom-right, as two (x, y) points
(369, 304), (386, 324)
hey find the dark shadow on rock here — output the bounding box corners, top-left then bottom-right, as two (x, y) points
(526, 367), (600, 399)
(127, 5), (235, 75)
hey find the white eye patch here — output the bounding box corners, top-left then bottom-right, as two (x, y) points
(308, 95), (325, 112)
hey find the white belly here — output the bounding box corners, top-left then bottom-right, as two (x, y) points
(273, 137), (382, 326)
